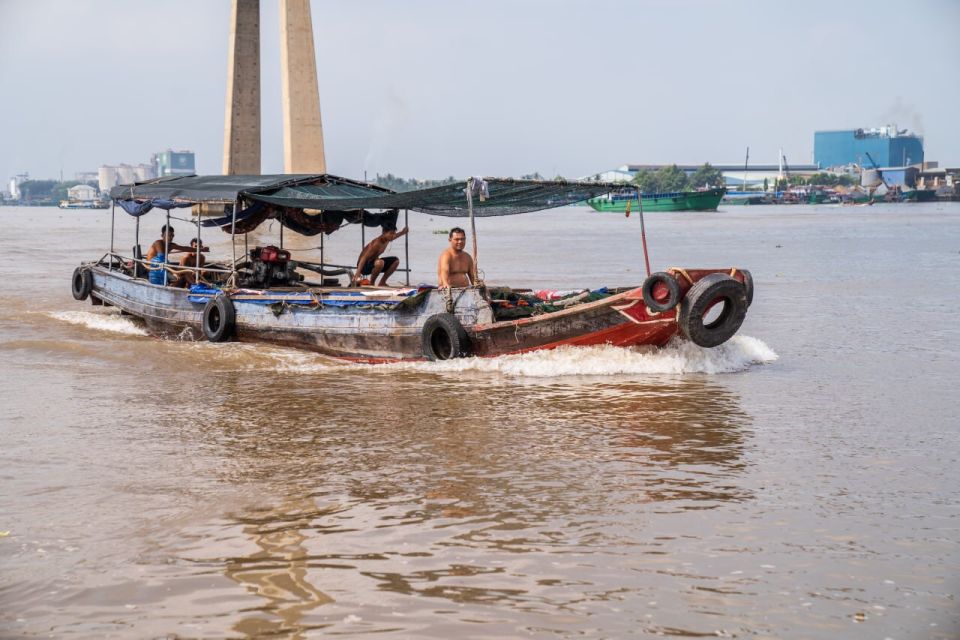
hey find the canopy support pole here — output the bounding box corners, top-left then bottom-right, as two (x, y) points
(134, 216), (140, 280)
(320, 224), (325, 277)
(404, 208), (410, 286)
(467, 178), (478, 284)
(164, 209), (171, 286)
(636, 187), (651, 277)
(109, 201), (115, 271)
(231, 198), (239, 282)
(195, 205), (201, 284)
(279, 211), (284, 250)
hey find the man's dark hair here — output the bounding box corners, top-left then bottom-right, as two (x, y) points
(161, 224), (173, 234)
(449, 227), (466, 239)
(382, 221), (397, 233)
(190, 238), (202, 246)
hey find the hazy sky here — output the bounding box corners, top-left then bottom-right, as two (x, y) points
(1, 0), (958, 184)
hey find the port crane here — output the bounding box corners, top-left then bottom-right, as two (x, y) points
(864, 152), (892, 189)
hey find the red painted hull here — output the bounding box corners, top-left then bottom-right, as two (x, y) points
(467, 268), (748, 358)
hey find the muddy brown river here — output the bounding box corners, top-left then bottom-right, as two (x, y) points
(1, 203), (958, 638)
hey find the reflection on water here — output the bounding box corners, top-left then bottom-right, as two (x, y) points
(172, 371), (752, 634)
(225, 499), (334, 638)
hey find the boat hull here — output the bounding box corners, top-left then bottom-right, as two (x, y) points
(587, 188), (725, 213)
(85, 266), (747, 361)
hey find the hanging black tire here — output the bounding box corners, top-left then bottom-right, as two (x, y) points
(421, 313), (471, 360)
(740, 269), (754, 307)
(202, 296), (236, 342)
(641, 271), (681, 312)
(71, 267), (92, 301)
(678, 274), (748, 348)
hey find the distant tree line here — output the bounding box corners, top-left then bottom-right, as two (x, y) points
(769, 173), (858, 191)
(15, 179), (100, 203)
(373, 173), (460, 192)
(797, 173), (857, 187)
(373, 172), (566, 192)
(632, 163), (726, 193)
(629, 165), (858, 193)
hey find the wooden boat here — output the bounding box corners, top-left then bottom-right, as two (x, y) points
(71, 175), (753, 362)
(586, 187), (725, 213)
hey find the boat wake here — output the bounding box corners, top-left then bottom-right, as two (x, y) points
(374, 336), (778, 378)
(47, 310), (148, 337)
(44, 309), (777, 377)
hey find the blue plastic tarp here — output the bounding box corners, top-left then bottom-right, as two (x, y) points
(116, 198), (194, 217)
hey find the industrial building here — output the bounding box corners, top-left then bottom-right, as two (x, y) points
(98, 163), (155, 193)
(67, 184), (97, 202)
(7, 173), (29, 200)
(152, 149), (196, 177)
(814, 125), (923, 170)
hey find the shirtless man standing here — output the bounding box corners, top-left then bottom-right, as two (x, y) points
(437, 227), (474, 288)
(351, 223), (409, 287)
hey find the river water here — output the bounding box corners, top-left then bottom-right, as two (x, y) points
(1, 203), (958, 639)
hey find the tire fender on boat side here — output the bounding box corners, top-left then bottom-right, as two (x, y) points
(641, 271), (681, 312)
(71, 267), (92, 301)
(677, 273), (748, 348)
(740, 269), (754, 307)
(202, 295), (236, 342)
(421, 313), (471, 361)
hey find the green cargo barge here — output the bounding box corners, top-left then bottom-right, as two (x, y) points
(586, 187), (725, 212)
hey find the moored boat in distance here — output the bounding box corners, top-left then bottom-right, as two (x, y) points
(722, 191), (771, 206)
(71, 175), (754, 362)
(58, 199), (110, 210)
(586, 187), (725, 212)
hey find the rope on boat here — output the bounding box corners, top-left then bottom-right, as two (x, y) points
(439, 286), (469, 313)
(667, 266), (694, 286)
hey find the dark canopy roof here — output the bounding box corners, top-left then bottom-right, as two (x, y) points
(110, 174), (627, 217)
(109, 174), (386, 205)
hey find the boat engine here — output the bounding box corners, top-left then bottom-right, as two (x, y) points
(241, 245), (304, 288)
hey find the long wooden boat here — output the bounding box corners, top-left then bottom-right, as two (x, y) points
(586, 187), (725, 213)
(72, 175), (753, 361)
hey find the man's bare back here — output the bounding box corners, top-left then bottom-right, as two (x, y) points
(437, 229), (473, 288)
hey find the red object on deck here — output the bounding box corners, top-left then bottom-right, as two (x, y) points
(256, 246), (290, 263)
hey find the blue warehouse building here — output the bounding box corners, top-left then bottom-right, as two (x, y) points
(814, 126), (923, 169)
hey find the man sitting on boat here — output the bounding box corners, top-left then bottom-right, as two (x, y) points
(437, 227), (474, 288)
(350, 222), (409, 287)
(145, 225), (204, 286)
(175, 238), (207, 287)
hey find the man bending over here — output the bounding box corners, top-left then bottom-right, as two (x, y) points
(351, 223), (409, 287)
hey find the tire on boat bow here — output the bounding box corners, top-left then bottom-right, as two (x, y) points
(678, 273), (748, 348)
(202, 295), (236, 342)
(641, 272), (681, 312)
(71, 267), (92, 301)
(421, 313), (471, 361)
(739, 269), (754, 307)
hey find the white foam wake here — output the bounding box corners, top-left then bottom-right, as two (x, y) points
(47, 310), (148, 336)
(205, 343), (343, 374)
(374, 336), (778, 377)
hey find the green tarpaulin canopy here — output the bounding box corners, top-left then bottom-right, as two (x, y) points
(111, 174), (627, 217)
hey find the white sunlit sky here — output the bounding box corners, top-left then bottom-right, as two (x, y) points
(1, 0), (958, 183)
